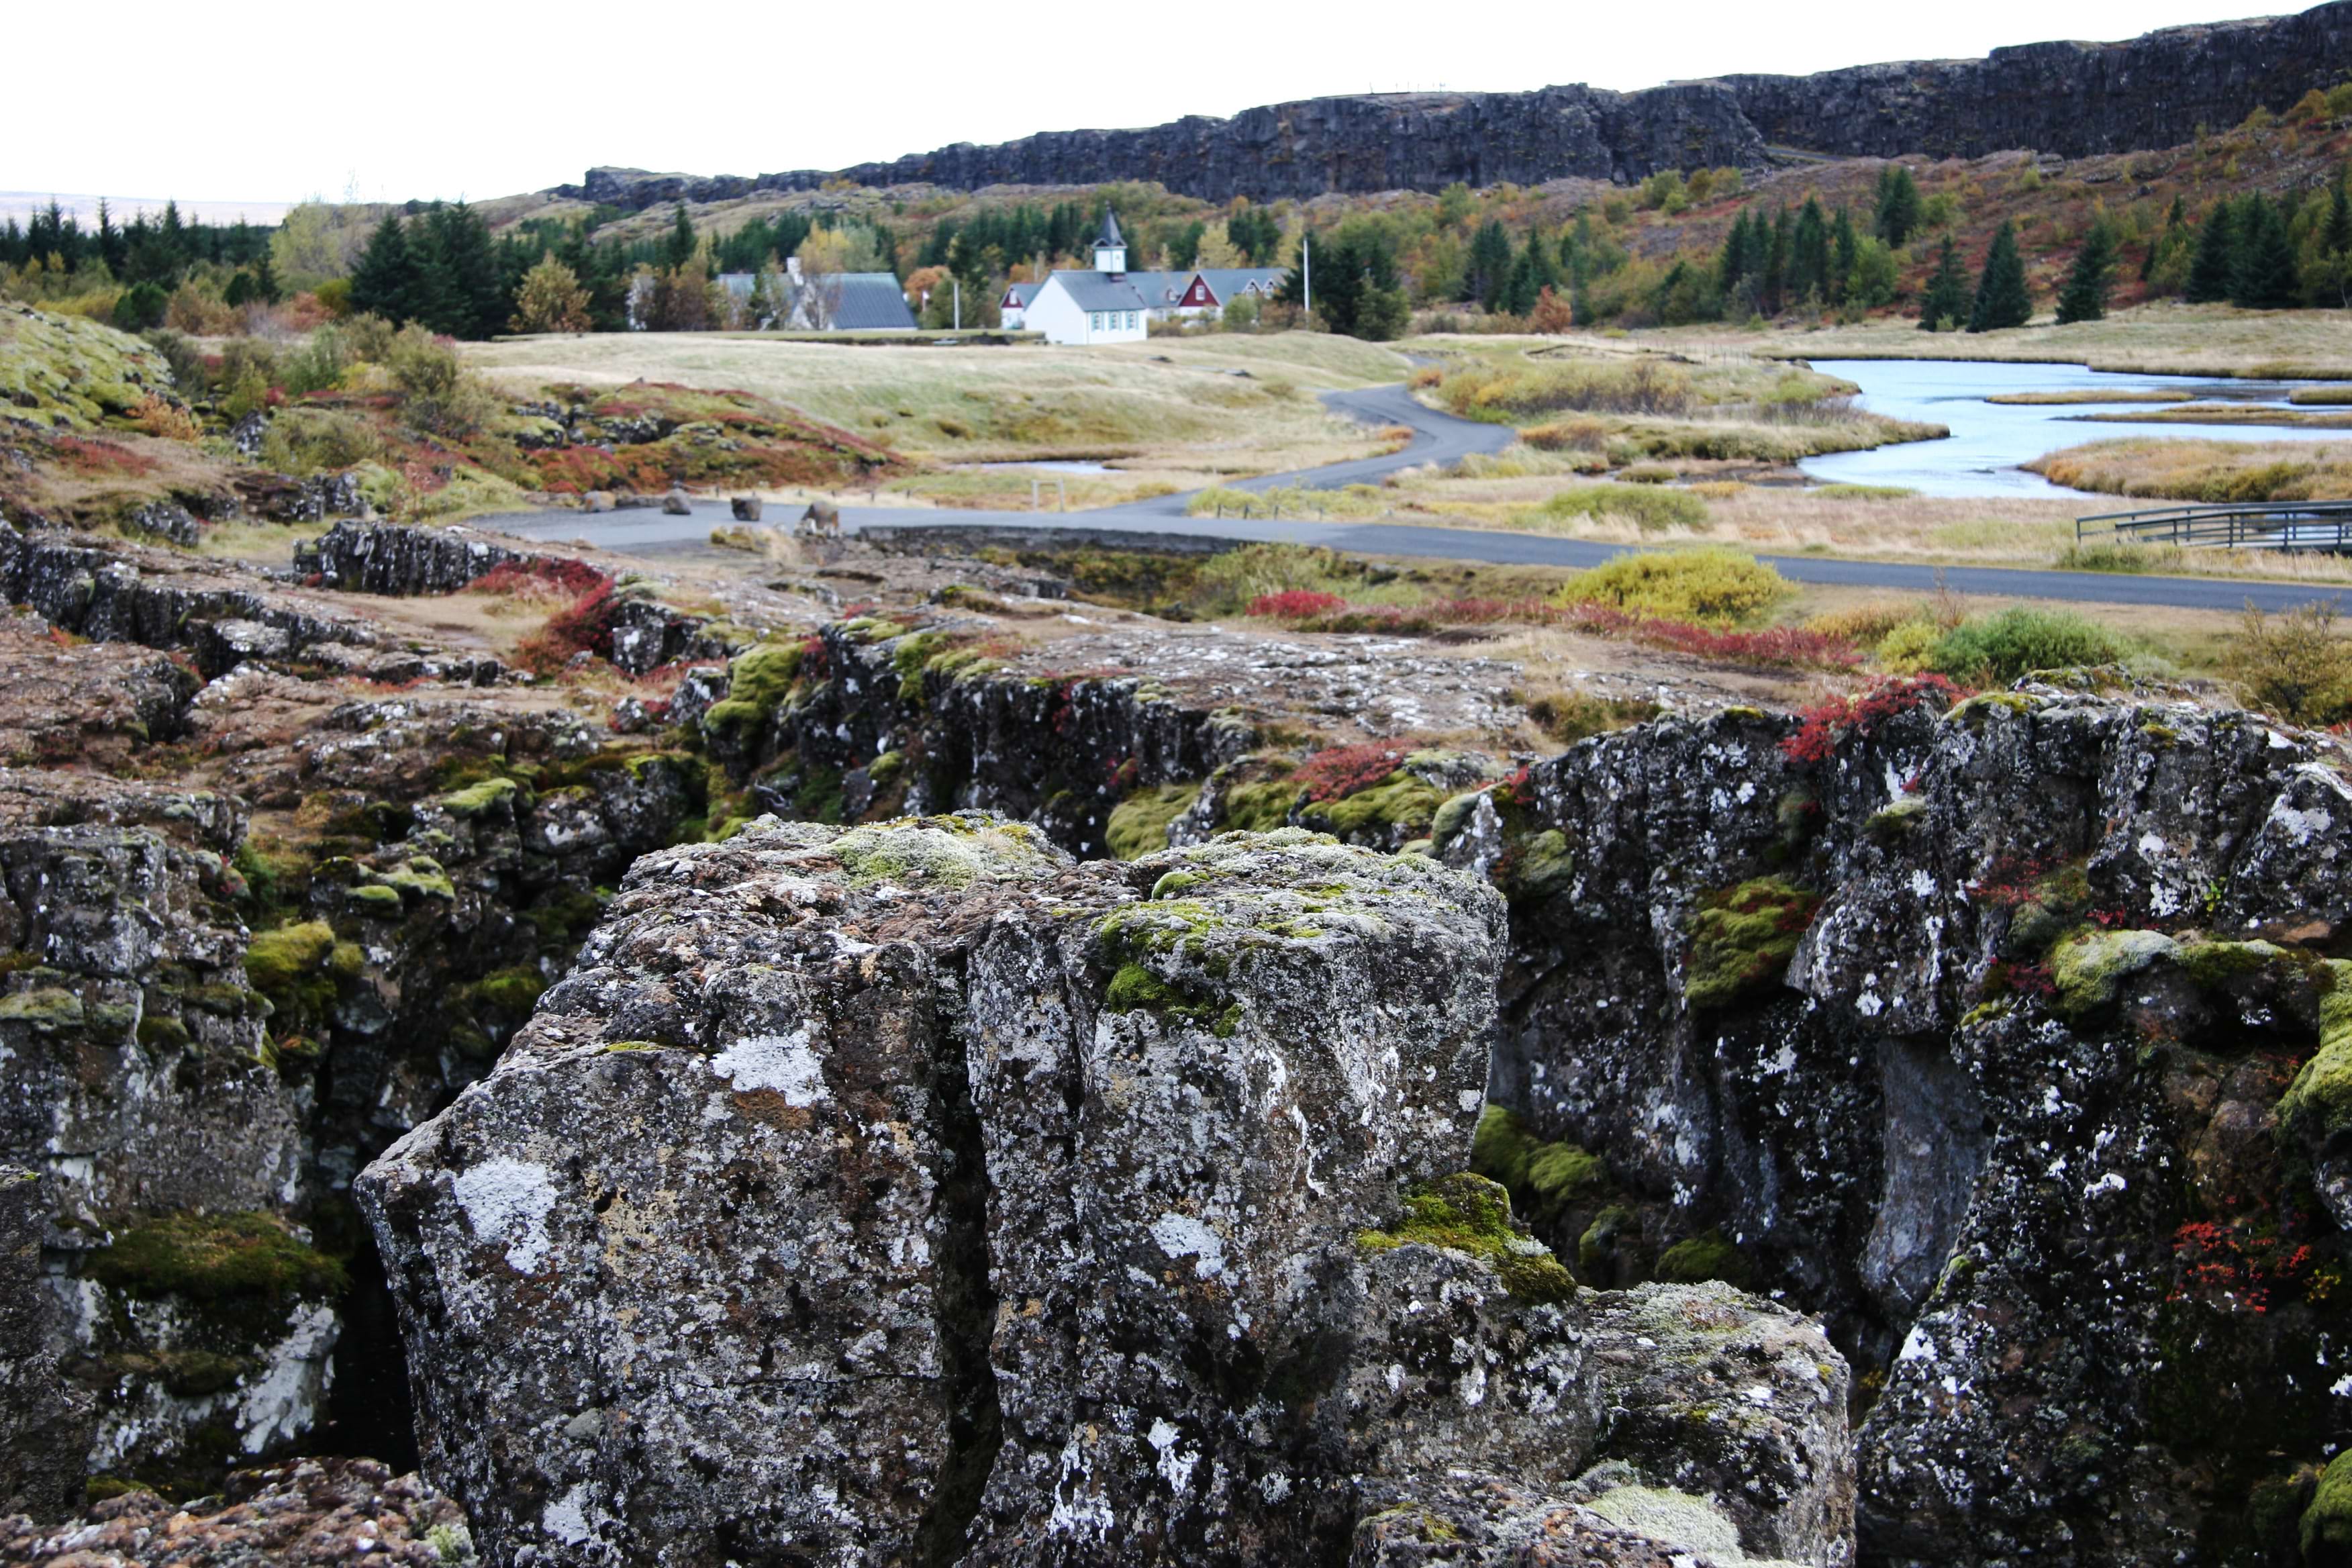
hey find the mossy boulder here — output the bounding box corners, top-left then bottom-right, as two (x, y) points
(1683, 878), (1819, 1010)
(2048, 926), (2179, 1018)
(702, 640), (806, 740)
(0, 305), (179, 431)
(1358, 1173), (1577, 1304)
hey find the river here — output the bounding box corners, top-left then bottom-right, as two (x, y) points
(1796, 358), (2347, 499)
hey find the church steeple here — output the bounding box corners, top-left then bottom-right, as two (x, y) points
(1091, 209), (1126, 275)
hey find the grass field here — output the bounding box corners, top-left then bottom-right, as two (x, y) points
(466, 332), (1410, 487)
(1632, 302), (2352, 380)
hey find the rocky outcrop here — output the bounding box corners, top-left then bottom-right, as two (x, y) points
(1719, 4), (2352, 161)
(0, 521), (384, 680)
(295, 521), (528, 597)
(359, 818), (1853, 1568)
(1434, 682), (2352, 1565)
(554, 5), (2352, 202)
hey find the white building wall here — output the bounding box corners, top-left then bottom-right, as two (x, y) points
(1024, 277), (1150, 346)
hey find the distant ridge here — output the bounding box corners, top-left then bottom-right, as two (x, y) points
(554, 3), (2352, 208)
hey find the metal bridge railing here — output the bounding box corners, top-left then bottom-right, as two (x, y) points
(2074, 499), (2352, 554)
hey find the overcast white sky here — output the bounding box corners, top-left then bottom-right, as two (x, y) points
(11, 0), (2288, 207)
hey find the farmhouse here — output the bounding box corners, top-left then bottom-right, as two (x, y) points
(1020, 209), (1285, 344)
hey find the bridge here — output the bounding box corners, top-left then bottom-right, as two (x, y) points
(2075, 500), (2352, 554)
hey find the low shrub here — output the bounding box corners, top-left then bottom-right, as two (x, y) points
(1247, 589), (1349, 620)
(1535, 483), (1710, 533)
(1781, 674), (1966, 763)
(1926, 607), (2129, 684)
(1295, 744), (1406, 803)
(1804, 601), (1920, 645)
(260, 407), (383, 474)
(1556, 548), (1788, 626)
(2226, 602), (2352, 726)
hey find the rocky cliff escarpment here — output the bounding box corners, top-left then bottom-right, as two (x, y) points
(557, 4), (2352, 204)
(1434, 680), (2352, 1566)
(360, 817), (1853, 1567)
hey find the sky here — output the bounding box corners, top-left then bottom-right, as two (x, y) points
(12, 0), (2291, 210)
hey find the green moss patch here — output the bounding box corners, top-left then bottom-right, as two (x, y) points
(2277, 965), (2352, 1149)
(1684, 879), (1819, 1010)
(439, 775), (522, 818)
(2306, 1451), (2352, 1563)
(703, 640), (806, 739)
(87, 1212), (348, 1304)
(1357, 1173), (1577, 1304)
(1471, 1106), (1606, 1220)
(1653, 1227), (1753, 1287)
(829, 815), (1057, 889)
(2049, 926), (2179, 1018)
(0, 987), (86, 1031)
(1106, 782), (1202, 861)
(1297, 771), (1444, 842)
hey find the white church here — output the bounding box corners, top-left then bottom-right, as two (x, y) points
(1010, 210), (1285, 346)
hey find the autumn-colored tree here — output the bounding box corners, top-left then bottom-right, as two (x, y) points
(509, 254), (593, 334)
(1528, 285), (1576, 334)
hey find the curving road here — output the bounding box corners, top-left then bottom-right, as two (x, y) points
(483, 383), (2352, 616)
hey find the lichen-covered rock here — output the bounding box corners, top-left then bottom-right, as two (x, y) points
(958, 829), (1503, 1561)
(361, 818), (1852, 1567)
(1446, 687), (2352, 1565)
(0, 1165), (91, 1520)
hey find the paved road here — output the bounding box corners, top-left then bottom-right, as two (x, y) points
(485, 383), (2352, 616)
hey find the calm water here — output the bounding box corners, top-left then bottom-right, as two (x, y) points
(1798, 358), (2347, 499)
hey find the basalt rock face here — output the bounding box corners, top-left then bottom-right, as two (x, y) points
(1719, 4), (2352, 161)
(358, 818), (1854, 1568)
(1440, 685), (2352, 1566)
(556, 5), (2352, 203)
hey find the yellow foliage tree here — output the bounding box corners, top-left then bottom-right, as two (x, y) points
(509, 255), (593, 334)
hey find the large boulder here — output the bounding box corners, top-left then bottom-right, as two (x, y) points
(360, 818), (1854, 1567)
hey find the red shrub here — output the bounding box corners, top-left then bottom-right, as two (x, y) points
(1295, 743), (1406, 801)
(1248, 590), (1349, 620)
(1780, 675), (1967, 764)
(471, 557), (613, 599)
(513, 584), (621, 675)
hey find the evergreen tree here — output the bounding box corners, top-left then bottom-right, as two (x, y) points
(350, 214), (422, 325)
(664, 205), (698, 273)
(1829, 207), (1859, 305)
(1917, 234), (1971, 331)
(426, 203), (504, 338)
(2185, 198), (2239, 303)
(1967, 221), (2032, 332)
(2329, 178), (2352, 257)
(2054, 220), (2116, 324)
(1465, 220), (1514, 308)
(95, 199), (124, 274)
(2230, 195), (2300, 308)
(1873, 166), (1922, 248)
(1716, 210), (1753, 296)
(1790, 198), (1830, 304)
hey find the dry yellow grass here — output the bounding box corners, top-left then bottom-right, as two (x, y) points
(465, 332), (1409, 484)
(2028, 438), (2352, 502)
